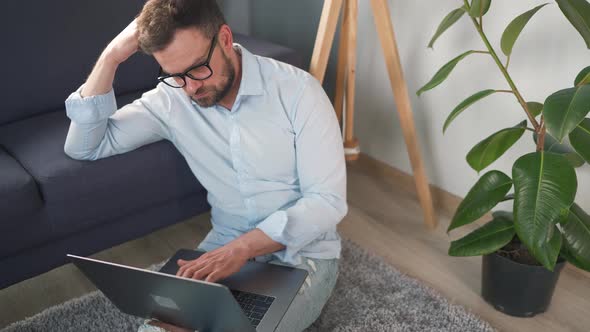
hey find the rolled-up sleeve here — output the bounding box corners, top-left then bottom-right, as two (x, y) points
(257, 76), (348, 264)
(64, 84), (172, 160)
(65, 87), (118, 124)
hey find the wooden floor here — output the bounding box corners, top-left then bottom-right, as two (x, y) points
(1, 154), (589, 331)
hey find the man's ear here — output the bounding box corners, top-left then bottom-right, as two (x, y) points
(218, 24), (234, 52)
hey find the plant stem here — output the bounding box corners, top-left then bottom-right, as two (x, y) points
(536, 124), (546, 152)
(496, 89), (514, 94)
(463, 0), (541, 133)
(536, 116), (545, 151)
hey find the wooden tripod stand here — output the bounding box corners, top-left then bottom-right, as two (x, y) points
(309, 0), (437, 229)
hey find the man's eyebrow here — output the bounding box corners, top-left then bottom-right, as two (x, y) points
(187, 54), (207, 69)
(162, 54), (207, 75)
(193, 53), (209, 66)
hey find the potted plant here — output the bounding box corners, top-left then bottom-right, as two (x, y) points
(417, 0), (590, 317)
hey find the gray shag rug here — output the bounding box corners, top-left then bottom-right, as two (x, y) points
(2, 240), (495, 332)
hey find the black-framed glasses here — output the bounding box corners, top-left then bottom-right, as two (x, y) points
(157, 34), (218, 88)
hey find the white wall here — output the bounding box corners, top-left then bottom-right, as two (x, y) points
(353, 0), (590, 210)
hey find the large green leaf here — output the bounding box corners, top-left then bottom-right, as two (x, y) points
(541, 225), (564, 271)
(428, 7), (466, 48)
(533, 132), (585, 167)
(443, 89), (497, 133)
(569, 118), (590, 163)
(563, 152), (586, 167)
(448, 170), (512, 232)
(543, 85), (590, 142)
(575, 66), (590, 86)
(469, 0), (491, 17)
(501, 4), (549, 56)
(527, 101), (543, 117)
(466, 121), (527, 172)
(512, 152), (577, 270)
(449, 217), (515, 256)
(555, 0), (590, 49)
(417, 51), (479, 96)
(561, 245), (589, 270)
(561, 203), (590, 271)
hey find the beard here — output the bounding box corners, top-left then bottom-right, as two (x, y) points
(191, 51), (235, 108)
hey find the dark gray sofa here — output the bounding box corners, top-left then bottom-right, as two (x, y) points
(0, 0), (302, 289)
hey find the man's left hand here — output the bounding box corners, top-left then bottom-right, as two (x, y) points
(176, 242), (250, 283)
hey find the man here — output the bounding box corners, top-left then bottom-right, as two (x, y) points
(64, 0), (347, 331)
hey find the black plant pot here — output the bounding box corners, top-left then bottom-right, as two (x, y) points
(481, 252), (565, 317)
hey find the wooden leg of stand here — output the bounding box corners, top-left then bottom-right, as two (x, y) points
(370, 0), (437, 229)
(343, 0), (359, 161)
(309, 0), (344, 84)
(334, 0), (349, 126)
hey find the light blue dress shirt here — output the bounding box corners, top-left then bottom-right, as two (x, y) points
(64, 44), (348, 265)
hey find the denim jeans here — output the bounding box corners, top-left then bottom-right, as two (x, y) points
(261, 256), (339, 332)
(137, 250), (339, 332)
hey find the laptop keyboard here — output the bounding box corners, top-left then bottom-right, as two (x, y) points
(231, 289), (275, 328)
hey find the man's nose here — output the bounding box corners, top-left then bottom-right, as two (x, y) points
(185, 78), (204, 94)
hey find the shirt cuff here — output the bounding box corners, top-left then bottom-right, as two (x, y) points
(256, 210), (289, 245)
(256, 210), (305, 265)
(65, 85), (117, 124)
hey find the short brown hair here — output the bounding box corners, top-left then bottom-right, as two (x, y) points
(137, 0), (226, 54)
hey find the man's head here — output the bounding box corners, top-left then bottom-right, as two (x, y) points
(137, 0), (236, 107)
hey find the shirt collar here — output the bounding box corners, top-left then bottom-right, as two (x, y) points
(233, 43), (264, 97)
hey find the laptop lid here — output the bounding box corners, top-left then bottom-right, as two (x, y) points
(68, 254), (255, 332)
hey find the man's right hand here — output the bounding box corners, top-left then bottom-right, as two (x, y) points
(104, 19), (140, 65)
(81, 19), (140, 97)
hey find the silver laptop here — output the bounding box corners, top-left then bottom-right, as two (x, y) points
(68, 249), (308, 331)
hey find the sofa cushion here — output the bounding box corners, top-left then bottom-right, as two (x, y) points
(0, 91), (206, 238)
(0, 149), (50, 260)
(0, 147), (43, 225)
(234, 34), (304, 69)
(0, 212), (52, 259)
(0, 0), (157, 125)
